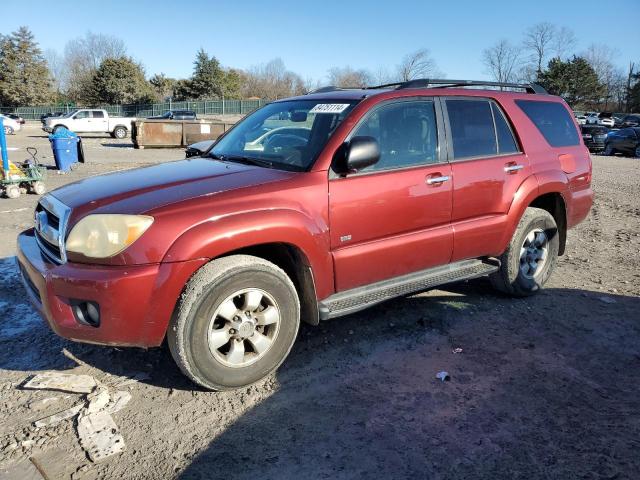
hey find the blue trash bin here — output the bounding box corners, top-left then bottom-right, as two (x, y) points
(49, 129), (79, 172)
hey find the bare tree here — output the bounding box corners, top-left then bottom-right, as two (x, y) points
(584, 44), (620, 109)
(482, 40), (522, 83)
(397, 49), (441, 81)
(327, 66), (372, 88)
(44, 48), (65, 100)
(552, 26), (577, 60)
(523, 22), (556, 75)
(62, 32), (127, 102)
(241, 58), (305, 99)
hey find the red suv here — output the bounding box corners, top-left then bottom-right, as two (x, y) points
(17, 79), (593, 390)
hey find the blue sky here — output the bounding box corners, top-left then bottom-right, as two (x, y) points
(3, 0), (639, 82)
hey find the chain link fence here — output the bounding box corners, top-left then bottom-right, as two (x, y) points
(0, 99), (267, 120)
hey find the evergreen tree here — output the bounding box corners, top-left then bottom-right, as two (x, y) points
(0, 26), (52, 106)
(190, 49), (226, 99)
(538, 56), (604, 109)
(149, 73), (176, 101)
(88, 57), (155, 105)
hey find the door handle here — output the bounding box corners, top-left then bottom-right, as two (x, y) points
(426, 175), (450, 185)
(504, 164), (524, 173)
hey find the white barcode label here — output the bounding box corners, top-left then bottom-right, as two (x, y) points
(309, 104), (350, 114)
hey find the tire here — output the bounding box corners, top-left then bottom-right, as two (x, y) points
(168, 255), (300, 391)
(603, 143), (615, 156)
(3, 126), (14, 135)
(5, 185), (20, 199)
(30, 181), (46, 195)
(113, 126), (127, 139)
(635, 145), (640, 158)
(490, 207), (559, 297)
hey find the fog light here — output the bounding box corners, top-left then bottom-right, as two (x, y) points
(72, 300), (100, 327)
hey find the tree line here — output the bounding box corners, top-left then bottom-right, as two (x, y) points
(0, 25), (638, 113)
(481, 22), (639, 112)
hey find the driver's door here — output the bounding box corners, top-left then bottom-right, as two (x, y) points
(329, 99), (453, 292)
(71, 110), (92, 132)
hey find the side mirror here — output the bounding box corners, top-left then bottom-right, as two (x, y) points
(334, 136), (380, 175)
(290, 111), (308, 122)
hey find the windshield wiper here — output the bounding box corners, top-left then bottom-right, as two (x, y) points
(222, 155), (274, 169)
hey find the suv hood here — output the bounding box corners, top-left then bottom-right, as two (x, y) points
(51, 158), (296, 215)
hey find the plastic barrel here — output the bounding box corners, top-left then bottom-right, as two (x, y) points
(50, 137), (79, 172)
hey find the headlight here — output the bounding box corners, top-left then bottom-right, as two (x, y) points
(66, 214), (154, 258)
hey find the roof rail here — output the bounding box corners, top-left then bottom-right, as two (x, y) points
(367, 79), (548, 94)
(309, 85), (342, 94)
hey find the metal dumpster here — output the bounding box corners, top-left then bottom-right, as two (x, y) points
(132, 120), (234, 149)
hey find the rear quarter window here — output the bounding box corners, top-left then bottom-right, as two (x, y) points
(516, 100), (579, 147)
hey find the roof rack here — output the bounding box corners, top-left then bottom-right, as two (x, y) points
(309, 85), (342, 94)
(367, 79), (547, 94)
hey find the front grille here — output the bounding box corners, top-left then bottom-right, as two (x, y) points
(34, 195), (71, 264)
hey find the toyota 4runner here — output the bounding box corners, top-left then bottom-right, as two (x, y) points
(17, 79), (593, 390)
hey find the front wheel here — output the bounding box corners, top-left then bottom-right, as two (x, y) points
(168, 255), (300, 391)
(635, 145), (640, 158)
(3, 126), (14, 135)
(490, 207), (559, 297)
(113, 126), (127, 139)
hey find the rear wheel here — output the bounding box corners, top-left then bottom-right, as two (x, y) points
(30, 181), (46, 195)
(113, 126), (127, 139)
(168, 255), (300, 391)
(490, 207), (559, 297)
(635, 145), (640, 158)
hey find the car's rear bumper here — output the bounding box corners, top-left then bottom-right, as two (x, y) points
(567, 186), (594, 229)
(17, 228), (206, 347)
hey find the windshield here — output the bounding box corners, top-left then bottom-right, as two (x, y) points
(60, 110), (76, 118)
(210, 99), (358, 171)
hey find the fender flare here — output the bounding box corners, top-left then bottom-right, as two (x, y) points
(162, 208), (334, 299)
(498, 171), (568, 251)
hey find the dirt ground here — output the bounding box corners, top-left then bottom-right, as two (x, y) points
(0, 124), (639, 479)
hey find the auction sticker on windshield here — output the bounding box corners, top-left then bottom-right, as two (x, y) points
(309, 104), (351, 114)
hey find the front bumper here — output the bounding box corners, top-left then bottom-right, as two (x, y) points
(17, 229), (206, 347)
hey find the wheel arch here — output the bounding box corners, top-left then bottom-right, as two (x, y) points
(529, 192), (567, 255)
(214, 243), (320, 326)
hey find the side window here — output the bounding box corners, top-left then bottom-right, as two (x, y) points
(352, 100), (439, 172)
(516, 100), (579, 147)
(92, 111), (104, 118)
(446, 99), (497, 159)
(74, 111), (89, 119)
(491, 103), (519, 154)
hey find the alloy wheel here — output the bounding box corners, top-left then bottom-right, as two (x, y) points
(207, 288), (281, 368)
(519, 228), (549, 280)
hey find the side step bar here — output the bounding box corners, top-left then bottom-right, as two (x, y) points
(318, 259), (499, 320)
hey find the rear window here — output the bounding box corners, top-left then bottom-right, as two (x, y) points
(446, 99), (497, 159)
(516, 100), (579, 147)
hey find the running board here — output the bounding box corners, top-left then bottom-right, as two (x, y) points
(318, 259), (499, 320)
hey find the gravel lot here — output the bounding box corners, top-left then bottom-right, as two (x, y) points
(0, 124), (639, 479)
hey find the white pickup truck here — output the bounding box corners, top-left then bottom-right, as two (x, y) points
(43, 109), (135, 139)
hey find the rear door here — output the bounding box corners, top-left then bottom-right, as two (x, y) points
(443, 97), (528, 261)
(90, 110), (108, 132)
(329, 98), (453, 291)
